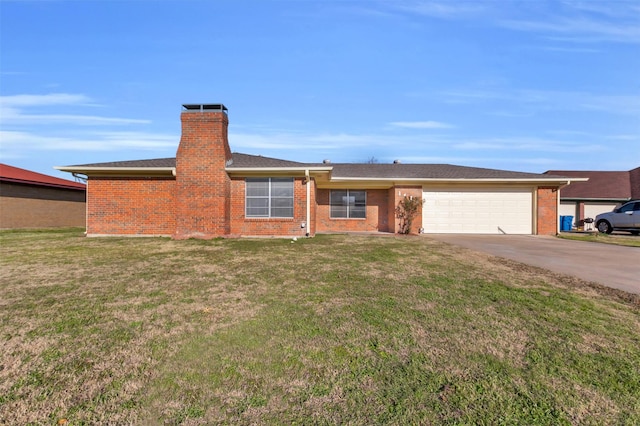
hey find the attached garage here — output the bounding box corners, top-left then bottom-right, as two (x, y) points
(423, 187), (533, 234)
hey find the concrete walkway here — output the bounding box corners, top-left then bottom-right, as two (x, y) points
(427, 234), (640, 295)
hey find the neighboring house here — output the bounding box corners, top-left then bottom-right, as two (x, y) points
(56, 104), (577, 238)
(544, 168), (640, 228)
(0, 163), (86, 229)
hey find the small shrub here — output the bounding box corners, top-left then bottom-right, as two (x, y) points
(395, 196), (424, 234)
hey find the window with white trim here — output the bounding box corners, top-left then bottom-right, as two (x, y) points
(330, 190), (366, 218)
(246, 178), (294, 218)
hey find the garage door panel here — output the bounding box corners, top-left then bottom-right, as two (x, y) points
(584, 203), (617, 220)
(423, 188), (533, 234)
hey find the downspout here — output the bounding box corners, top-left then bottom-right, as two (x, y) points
(73, 173), (89, 236)
(305, 169), (311, 237)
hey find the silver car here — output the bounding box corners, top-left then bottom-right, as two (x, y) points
(595, 200), (640, 235)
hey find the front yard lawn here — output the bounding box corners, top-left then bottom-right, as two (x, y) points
(1, 228), (638, 424)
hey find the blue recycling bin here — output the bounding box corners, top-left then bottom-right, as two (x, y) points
(560, 215), (573, 231)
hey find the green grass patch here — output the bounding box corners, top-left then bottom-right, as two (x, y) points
(558, 232), (640, 247)
(1, 228), (638, 424)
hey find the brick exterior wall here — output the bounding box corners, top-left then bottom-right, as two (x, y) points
(174, 110), (232, 239)
(316, 188), (391, 233)
(73, 106), (564, 238)
(536, 187), (558, 235)
(0, 182), (85, 228)
(87, 177), (176, 235)
(229, 177), (313, 237)
(389, 186), (423, 234)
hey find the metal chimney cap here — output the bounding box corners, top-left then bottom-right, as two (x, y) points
(182, 104), (228, 113)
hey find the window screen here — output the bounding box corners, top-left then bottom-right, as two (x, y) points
(246, 178), (294, 218)
(330, 190), (366, 218)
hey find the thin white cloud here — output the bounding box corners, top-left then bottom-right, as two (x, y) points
(0, 93), (152, 126)
(0, 93), (91, 107)
(453, 138), (602, 153)
(230, 131), (378, 151)
(0, 130), (177, 154)
(441, 89), (640, 116)
(2, 109), (151, 125)
(382, 1), (640, 45)
(389, 121), (453, 129)
(500, 16), (640, 44)
(388, 1), (486, 19)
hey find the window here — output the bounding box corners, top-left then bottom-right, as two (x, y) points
(330, 190), (366, 218)
(617, 201), (639, 213)
(246, 178), (294, 218)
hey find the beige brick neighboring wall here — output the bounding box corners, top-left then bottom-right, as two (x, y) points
(0, 182), (85, 228)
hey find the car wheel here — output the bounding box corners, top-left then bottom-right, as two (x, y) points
(597, 220), (613, 234)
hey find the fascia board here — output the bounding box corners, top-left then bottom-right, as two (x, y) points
(226, 167), (332, 173)
(328, 177), (584, 185)
(54, 166), (176, 177)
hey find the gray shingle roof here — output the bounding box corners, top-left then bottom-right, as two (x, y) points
(64, 153), (565, 180)
(67, 158), (176, 168)
(330, 163), (556, 180)
(227, 153), (314, 168)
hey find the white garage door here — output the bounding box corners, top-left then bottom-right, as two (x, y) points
(423, 188), (533, 234)
(584, 203), (617, 220)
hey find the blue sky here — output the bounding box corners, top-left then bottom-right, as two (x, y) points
(1, 0), (639, 180)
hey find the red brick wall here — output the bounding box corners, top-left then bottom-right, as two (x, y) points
(316, 188), (390, 233)
(174, 110), (232, 239)
(537, 187), (558, 235)
(0, 182), (85, 228)
(388, 186), (423, 234)
(87, 177), (176, 235)
(229, 177), (312, 237)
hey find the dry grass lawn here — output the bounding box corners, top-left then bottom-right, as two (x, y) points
(1, 228), (638, 424)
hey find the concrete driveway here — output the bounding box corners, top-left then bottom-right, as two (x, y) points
(427, 234), (640, 295)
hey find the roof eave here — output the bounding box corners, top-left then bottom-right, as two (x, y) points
(226, 166), (333, 175)
(55, 166), (176, 177)
(329, 177), (581, 184)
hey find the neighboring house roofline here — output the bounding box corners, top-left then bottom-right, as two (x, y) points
(546, 168), (638, 200)
(1, 163), (86, 191)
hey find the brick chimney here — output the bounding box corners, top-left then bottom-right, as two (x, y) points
(174, 104), (232, 239)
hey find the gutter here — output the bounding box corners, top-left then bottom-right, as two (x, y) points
(226, 166), (332, 173)
(329, 177), (588, 184)
(54, 166), (176, 177)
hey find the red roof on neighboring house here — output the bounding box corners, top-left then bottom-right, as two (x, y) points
(0, 163), (86, 191)
(544, 167), (640, 200)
